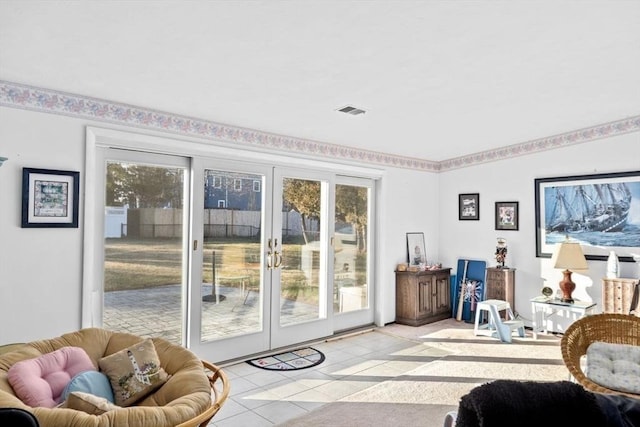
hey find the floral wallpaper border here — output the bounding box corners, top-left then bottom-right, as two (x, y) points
(1, 80), (638, 171)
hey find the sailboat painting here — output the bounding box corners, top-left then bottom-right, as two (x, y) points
(536, 171), (640, 261)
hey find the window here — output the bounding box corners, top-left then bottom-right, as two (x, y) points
(218, 200), (226, 208)
(253, 180), (261, 192)
(234, 179), (242, 191)
(213, 176), (222, 188)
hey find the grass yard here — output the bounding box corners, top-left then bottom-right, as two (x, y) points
(104, 238), (184, 291)
(104, 238), (316, 302)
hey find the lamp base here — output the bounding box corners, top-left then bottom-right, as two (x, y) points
(558, 269), (576, 304)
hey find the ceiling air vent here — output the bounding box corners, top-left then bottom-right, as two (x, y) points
(337, 105), (366, 116)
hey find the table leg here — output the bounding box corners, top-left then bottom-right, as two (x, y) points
(531, 302), (539, 339)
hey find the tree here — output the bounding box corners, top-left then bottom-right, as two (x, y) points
(335, 185), (368, 252)
(283, 178), (320, 244)
(106, 163), (183, 208)
(283, 179), (369, 252)
(106, 163), (129, 206)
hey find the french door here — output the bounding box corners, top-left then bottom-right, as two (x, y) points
(189, 162), (334, 361)
(85, 128), (374, 363)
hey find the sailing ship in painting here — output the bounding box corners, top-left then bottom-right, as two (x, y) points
(546, 182), (632, 233)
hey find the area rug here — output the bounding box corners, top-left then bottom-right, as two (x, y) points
(277, 319), (567, 427)
(247, 347), (325, 371)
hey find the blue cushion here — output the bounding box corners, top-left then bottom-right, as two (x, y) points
(62, 371), (114, 403)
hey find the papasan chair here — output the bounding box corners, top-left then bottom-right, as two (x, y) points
(0, 328), (230, 427)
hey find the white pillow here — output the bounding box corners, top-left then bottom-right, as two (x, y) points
(586, 341), (640, 394)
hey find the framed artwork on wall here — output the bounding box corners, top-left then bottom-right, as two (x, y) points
(22, 168), (80, 228)
(535, 170), (640, 261)
(495, 201), (519, 231)
(459, 193), (479, 220)
(406, 232), (426, 266)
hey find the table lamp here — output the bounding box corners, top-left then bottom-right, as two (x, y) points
(552, 237), (588, 303)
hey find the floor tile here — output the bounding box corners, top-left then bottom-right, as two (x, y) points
(252, 400), (309, 424)
(210, 410), (274, 427)
(232, 387), (282, 410)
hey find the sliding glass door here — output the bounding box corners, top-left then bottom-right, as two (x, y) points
(333, 176), (374, 332)
(99, 149), (190, 345)
(85, 127), (375, 362)
(188, 160), (272, 360)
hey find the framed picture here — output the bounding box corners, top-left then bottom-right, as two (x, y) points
(406, 232), (426, 266)
(22, 168), (80, 228)
(495, 201), (519, 231)
(459, 193), (479, 220)
(535, 170), (640, 261)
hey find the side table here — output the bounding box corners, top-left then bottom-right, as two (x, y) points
(530, 297), (597, 339)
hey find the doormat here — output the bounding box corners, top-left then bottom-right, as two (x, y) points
(247, 347), (325, 371)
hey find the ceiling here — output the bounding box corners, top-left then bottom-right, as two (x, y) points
(1, 1), (639, 163)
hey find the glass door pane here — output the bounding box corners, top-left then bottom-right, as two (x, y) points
(334, 183), (370, 313)
(200, 170), (264, 342)
(270, 169), (332, 350)
(189, 159), (271, 362)
(103, 160), (187, 345)
(280, 177), (325, 326)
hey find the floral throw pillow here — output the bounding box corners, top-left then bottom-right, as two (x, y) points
(98, 338), (169, 406)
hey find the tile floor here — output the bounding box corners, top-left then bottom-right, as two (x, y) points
(209, 322), (457, 426)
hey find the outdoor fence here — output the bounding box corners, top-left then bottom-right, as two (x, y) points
(108, 207), (318, 239)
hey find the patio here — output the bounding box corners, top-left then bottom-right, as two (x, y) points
(103, 283), (318, 345)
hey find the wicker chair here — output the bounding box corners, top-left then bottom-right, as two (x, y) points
(177, 360), (230, 427)
(0, 329), (231, 427)
(560, 313), (640, 398)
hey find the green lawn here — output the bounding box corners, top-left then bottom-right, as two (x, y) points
(104, 238), (308, 294)
(104, 238), (184, 291)
(104, 238), (365, 307)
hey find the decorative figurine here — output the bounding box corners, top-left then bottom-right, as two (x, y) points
(495, 237), (508, 268)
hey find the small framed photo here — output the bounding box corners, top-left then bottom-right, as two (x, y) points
(495, 201), (519, 231)
(406, 232), (426, 266)
(458, 193), (479, 220)
(22, 168), (80, 228)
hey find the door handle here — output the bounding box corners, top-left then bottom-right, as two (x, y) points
(267, 251), (273, 269)
(266, 238), (273, 270)
(273, 238), (282, 268)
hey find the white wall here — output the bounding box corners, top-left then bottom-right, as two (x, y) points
(375, 167), (440, 325)
(0, 104), (638, 343)
(438, 132), (640, 331)
(0, 108), (88, 343)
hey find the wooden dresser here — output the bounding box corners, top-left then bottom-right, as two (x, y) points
(485, 267), (515, 310)
(395, 268), (451, 326)
(602, 277), (639, 314)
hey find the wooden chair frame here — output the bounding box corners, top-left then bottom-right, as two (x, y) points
(177, 360), (231, 427)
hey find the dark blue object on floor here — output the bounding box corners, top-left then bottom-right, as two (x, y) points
(451, 259), (487, 323)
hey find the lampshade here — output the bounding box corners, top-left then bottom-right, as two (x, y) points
(552, 238), (588, 271)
